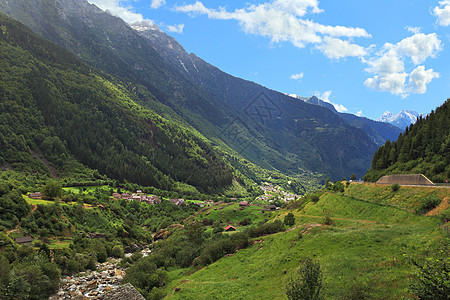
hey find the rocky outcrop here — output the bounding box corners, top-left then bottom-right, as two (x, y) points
(98, 283), (144, 300)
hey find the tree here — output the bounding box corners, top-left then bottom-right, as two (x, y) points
(42, 181), (62, 200)
(286, 258), (324, 300)
(350, 174), (356, 181)
(284, 213), (295, 227)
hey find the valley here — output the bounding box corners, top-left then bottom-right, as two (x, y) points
(0, 0), (449, 299)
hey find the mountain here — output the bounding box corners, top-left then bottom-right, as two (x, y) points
(289, 94), (403, 146)
(378, 110), (421, 129)
(0, 12), (233, 192)
(288, 94), (338, 113)
(365, 99), (450, 183)
(0, 0), (379, 180)
(339, 113), (403, 146)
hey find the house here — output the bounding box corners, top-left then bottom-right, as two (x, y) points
(14, 236), (33, 245)
(121, 193), (132, 200)
(224, 225), (236, 232)
(169, 199), (185, 206)
(263, 205), (277, 211)
(239, 201), (249, 207)
(136, 190), (143, 194)
(28, 192), (42, 199)
(112, 192), (121, 199)
(131, 195), (141, 202)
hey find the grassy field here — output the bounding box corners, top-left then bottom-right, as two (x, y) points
(164, 187), (448, 299)
(344, 183), (449, 214)
(22, 195), (75, 206)
(193, 203), (267, 231)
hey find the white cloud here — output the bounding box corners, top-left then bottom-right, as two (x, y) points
(363, 33), (442, 97)
(356, 110), (363, 117)
(395, 33), (442, 64)
(405, 26), (421, 34)
(166, 24), (184, 33)
(317, 36), (367, 59)
(175, 0), (370, 58)
(314, 90), (348, 112)
(407, 65), (439, 94)
(364, 72), (408, 97)
(433, 0), (450, 26)
(87, 0), (146, 24)
(290, 73), (304, 80)
(151, 0), (165, 9)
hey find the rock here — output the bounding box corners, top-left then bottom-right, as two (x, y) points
(87, 280), (98, 290)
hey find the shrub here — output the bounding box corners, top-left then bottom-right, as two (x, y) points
(285, 258), (324, 300)
(111, 245), (124, 258)
(284, 213), (295, 227)
(310, 195), (320, 203)
(415, 195), (442, 214)
(390, 183), (400, 192)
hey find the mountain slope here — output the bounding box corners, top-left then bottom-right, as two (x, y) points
(0, 0), (379, 179)
(289, 94), (403, 146)
(339, 113), (403, 146)
(0, 12), (233, 191)
(365, 99), (450, 183)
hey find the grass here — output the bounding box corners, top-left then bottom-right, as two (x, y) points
(48, 237), (72, 249)
(195, 203), (267, 230)
(164, 186), (448, 299)
(344, 183), (449, 214)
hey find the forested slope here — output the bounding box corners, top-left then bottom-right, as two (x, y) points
(364, 99), (450, 183)
(0, 13), (233, 192)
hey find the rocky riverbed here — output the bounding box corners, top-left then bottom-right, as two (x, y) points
(51, 258), (126, 299)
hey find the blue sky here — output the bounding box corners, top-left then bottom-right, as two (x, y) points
(87, 0), (450, 120)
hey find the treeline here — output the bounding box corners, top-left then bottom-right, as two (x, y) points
(364, 99), (450, 183)
(0, 13), (232, 192)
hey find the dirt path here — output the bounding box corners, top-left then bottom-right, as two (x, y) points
(6, 205), (37, 236)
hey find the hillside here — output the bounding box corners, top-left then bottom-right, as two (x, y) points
(0, 0), (380, 180)
(161, 183), (449, 299)
(0, 12), (233, 192)
(364, 99), (450, 183)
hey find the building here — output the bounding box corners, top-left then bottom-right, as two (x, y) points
(15, 236), (33, 245)
(376, 174), (434, 186)
(28, 192), (42, 199)
(112, 192), (121, 199)
(239, 201), (249, 207)
(224, 225), (236, 232)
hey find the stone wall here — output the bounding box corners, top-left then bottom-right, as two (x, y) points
(376, 174), (434, 186)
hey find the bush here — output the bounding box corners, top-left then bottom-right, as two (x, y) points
(111, 245), (124, 258)
(415, 195), (442, 214)
(284, 213), (295, 227)
(310, 195), (320, 203)
(390, 183), (400, 192)
(246, 220), (285, 238)
(285, 258), (324, 300)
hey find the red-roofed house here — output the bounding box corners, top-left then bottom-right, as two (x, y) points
(224, 225), (236, 232)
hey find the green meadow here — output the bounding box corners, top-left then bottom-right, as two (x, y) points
(165, 187), (448, 299)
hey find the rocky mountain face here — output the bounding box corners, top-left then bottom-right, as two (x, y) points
(0, 0), (381, 179)
(378, 110), (422, 129)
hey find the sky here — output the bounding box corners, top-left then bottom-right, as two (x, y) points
(86, 0), (450, 120)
